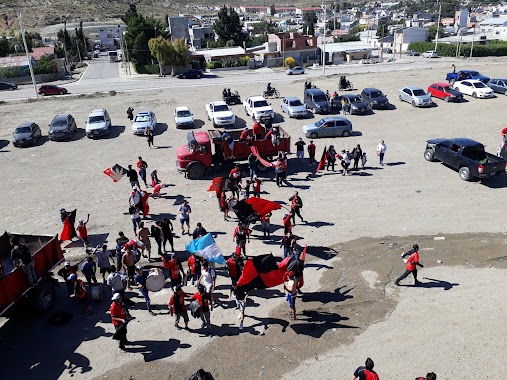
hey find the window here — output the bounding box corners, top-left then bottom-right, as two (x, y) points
(450, 144), (460, 152)
(107, 34), (112, 38)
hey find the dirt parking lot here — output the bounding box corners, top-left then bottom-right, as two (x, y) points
(0, 58), (506, 380)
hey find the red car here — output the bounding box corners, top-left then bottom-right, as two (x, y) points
(427, 82), (464, 102)
(38, 85), (68, 96)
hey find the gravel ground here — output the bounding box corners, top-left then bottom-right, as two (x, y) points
(0, 59), (506, 380)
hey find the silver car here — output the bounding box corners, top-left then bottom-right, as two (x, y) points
(132, 111), (157, 135)
(398, 86), (433, 107)
(280, 97), (307, 118)
(303, 117), (352, 139)
(488, 78), (507, 95)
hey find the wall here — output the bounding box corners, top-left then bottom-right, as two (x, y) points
(5, 72), (62, 85)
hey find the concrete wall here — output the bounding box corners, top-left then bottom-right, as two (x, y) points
(5, 72), (62, 85)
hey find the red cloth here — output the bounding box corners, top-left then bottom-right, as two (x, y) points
(316, 146), (329, 172)
(110, 301), (126, 327)
(188, 256), (196, 274)
(141, 191), (150, 215)
(283, 214), (292, 232)
(253, 180), (261, 193)
(77, 224), (88, 239)
(60, 210), (77, 241)
(168, 259), (180, 279)
(226, 257), (239, 278)
(169, 290), (186, 311)
(220, 193), (228, 209)
(152, 184), (162, 195)
(245, 197), (281, 216)
(250, 146), (272, 168)
(229, 168), (240, 178)
(208, 177), (223, 194)
(406, 251), (419, 271)
(233, 226), (250, 238)
(252, 122), (262, 135)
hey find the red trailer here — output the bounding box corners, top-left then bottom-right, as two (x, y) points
(176, 129), (291, 179)
(0, 233), (64, 316)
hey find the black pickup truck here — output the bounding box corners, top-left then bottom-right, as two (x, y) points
(424, 138), (507, 181)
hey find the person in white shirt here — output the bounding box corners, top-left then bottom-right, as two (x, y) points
(341, 149), (352, 176)
(376, 140), (387, 165)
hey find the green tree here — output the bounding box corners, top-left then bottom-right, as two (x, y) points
(172, 38), (190, 68)
(34, 54), (57, 74)
(213, 6), (245, 46)
(148, 36), (174, 76)
(132, 32), (149, 65)
(303, 12), (317, 36)
(124, 10), (167, 65)
(122, 3), (138, 23)
(427, 23), (444, 41)
(376, 23), (388, 38)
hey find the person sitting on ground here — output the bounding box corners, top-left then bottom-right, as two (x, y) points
(416, 373), (437, 380)
(351, 357), (379, 380)
(227, 88), (232, 97)
(151, 170), (161, 187)
(188, 368), (215, 380)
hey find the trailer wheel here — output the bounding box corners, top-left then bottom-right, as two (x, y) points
(33, 281), (56, 312)
(186, 162), (205, 180)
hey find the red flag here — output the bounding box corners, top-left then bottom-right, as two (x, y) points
(316, 146), (329, 172)
(60, 209), (77, 241)
(207, 177), (223, 194)
(104, 164), (127, 182)
(300, 245), (307, 262)
(141, 191), (150, 215)
(250, 146), (272, 168)
(245, 197), (281, 216)
(237, 254), (286, 291)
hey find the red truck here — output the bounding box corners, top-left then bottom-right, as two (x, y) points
(0, 233), (64, 316)
(176, 129), (291, 179)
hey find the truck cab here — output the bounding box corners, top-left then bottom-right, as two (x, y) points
(176, 131), (213, 179)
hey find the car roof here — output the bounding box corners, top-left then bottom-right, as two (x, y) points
(404, 86), (424, 90)
(211, 101), (228, 106)
(284, 96), (301, 101)
(53, 114), (70, 120)
(490, 78), (507, 81)
(176, 106), (190, 111)
(362, 87), (382, 92)
(342, 94), (360, 98)
(249, 96), (267, 101)
(464, 79), (483, 83)
(89, 109), (107, 115)
(431, 82), (451, 86)
(428, 138), (482, 146)
(321, 116), (348, 122)
(16, 122), (34, 128)
(305, 88), (325, 94)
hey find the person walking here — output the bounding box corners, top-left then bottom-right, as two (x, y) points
(95, 244), (112, 283)
(273, 156), (286, 187)
(341, 149), (352, 176)
(110, 293), (129, 351)
(191, 284), (213, 333)
(290, 191), (305, 224)
(233, 283), (247, 330)
(280, 232), (297, 258)
(361, 151), (368, 169)
(179, 200), (191, 235)
(295, 138), (306, 160)
(192, 222), (207, 240)
(10, 237), (37, 286)
(127, 107), (134, 122)
(252, 120), (263, 140)
(352, 144), (363, 170)
(261, 212), (271, 238)
(81, 256), (98, 289)
(145, 128), (155, 149)
(129, 205), (142, 234)
(283, 213), (292, 234)
(284, 271), (298, 320)
(226, 253), (244, 299)
(127, 165), (140, 189)
(220, 191), (230, 220)
(376, 140), (387, 166)
(351, 358), (379, 380)
(188, 254), (202, 286)
(247, 153), (258, 179)
(169, 285), (189, 330)
(150, 221), (164, 257)
(137, 222), (151, 258)
(307, 140), (316, 166)
(122, 247), (136, 288)
(233, 223), (250, 258)
(107, 265), (128, 298)
(327, 145), (337, 171)
(136, 156), (148, 187)
(252, 176), (262, 197)
(161, 218), (174, 252)
(135, 266), (155, 315)
(417, 373), (437, 380)
(167, 256), (183, 290)
(395, 244), (424, 286)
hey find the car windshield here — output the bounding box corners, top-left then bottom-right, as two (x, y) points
(448, 86), (458, 91)
(52, 119), (68, 127)
(88, 116), (105, 123)
(313, 95), (328, 102)
(289, 100), (303, 106)
(177, 110), (191, 117)
(469, 71), (480, 76)
(349, 96), (361, 102)
(370, 91), (384, 98)
(135, 115), (150, 122)
(253, 100), (269, 108)
(473, 82), (486, 88)
(315, 119), (326, 128)
(15, 126), (31, 133)
(412, 89), (425, 96)
(214, 105), (229, 112)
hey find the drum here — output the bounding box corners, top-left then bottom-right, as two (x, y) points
(90, 283), (103, 301)
(145, 268), (165, 292)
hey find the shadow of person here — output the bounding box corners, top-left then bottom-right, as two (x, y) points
(126, 338), (191, 362)
(248, 315), (290, 333)
(65, 352), (92, 376)
(290, 310), (357, 338)
(420, 277), (460, 291)
(301, 286), (354, 304)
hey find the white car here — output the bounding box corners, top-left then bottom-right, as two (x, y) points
(453, 80), (494, 98)
(85, 108), (111, 138)
(174, 106), (194, 129)
(243, 96), (275, 123)
(205, 101), (236, 127)
(286, 66), (305, 75)
(132, 111), (157, 135)
(280, 97), (307, 118)
(422, 50), (439, 58)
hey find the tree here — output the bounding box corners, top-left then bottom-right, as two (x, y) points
(376, 23), (388, 38)
(0, 37), (10, 57)
(148, 36), (173, 76)
(303, 11), (317, 36)
(270, 4), (276, 16)
(132, 32), (149, 65)
(213, 6), (246, 46)
(34, 54), (57, 74)
(122, 3), (138, 23)
(172, 38), (190, 68)
(284, 56), (296, 68)
(427, 23), (444, 41)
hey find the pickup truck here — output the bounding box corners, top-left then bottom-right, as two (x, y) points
(0, 233), (64, 316)
(205, 101), (236, 127)
(424, 138), (507, 181)
(446, 70), (490, 84)
(176, 129), (291, 179)
(243, 96), (275, 123)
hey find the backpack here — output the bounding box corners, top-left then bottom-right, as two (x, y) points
(188, 300), (201, 318)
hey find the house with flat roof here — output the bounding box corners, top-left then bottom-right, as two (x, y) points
(268, 32), (318, 63)
(0, 55), (36, 74)
(479, 17), (507, 40)
(319, 41), (372, 64)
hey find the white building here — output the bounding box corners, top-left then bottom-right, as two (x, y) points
(479, 17), (507, 40)
(394, 27), (428, 52)
(99, 26), (126, 49)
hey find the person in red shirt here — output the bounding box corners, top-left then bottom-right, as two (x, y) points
(226, 254), (244, 299)
(283, 213), (292, 234)
(77, 214), (90, 248)
(68, 273), (94, 317)
(252, 121), (263, 140)
(168, 285), (189, 330)
(136, 156), (148, 187)
(220, 191), (229, 220)
(239, 127), (251, 142)
(395, 244), (424, 286)
(191, 284), (213, 333)
(252, 176), (262, 197)
(232, 223), (250, 257)
(110, 293), (129, 350)
(187, 254), (202, 286)
(166, 256), (183, 290)
(416, 373), (437, 380)
(351, 358), (379, 380)
(307, 140), (316, 166)
(229, 164), (241, 198)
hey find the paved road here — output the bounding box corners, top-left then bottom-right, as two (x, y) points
(75, 55), (120, 85)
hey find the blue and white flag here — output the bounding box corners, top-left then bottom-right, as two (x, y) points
(185, 233), (226, 266)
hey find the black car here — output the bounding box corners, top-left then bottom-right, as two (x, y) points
(0, 81), (17, 91)
(361, 87), (390, 109)
(177, 69), (203, 79)
(49, 114), (77, 141)
(12, 122), (42, 147)
(334, 94), (370, 115)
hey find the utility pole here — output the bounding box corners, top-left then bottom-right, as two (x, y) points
(322, 2), (327, 77)
(75, 33), (82, 63)
(123, 33), (131, 75)
(434, 2), (442, 51)
(470, 27), (476, 58)
(18, 12), (37, 99)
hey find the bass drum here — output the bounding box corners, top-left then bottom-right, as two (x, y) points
(146, 268), (165, 292)
(90, 283), (104, 302)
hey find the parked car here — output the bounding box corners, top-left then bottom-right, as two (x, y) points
(333, 94), (370, 115)
(382, 48), (393, 54)
(0, 81), (17, 91)
(304, 88), (330, 114)
(487, 78), (507, 95)
(303, 117), (352, 139)
(48, 114), (77, 141)
(446, 70), (490, 84)
(132, 111), (157, 135)
(206, 101), (236, 127)
(12, 122), (42, 147)
(405, 50), (420, 56)
(424, 138), (507, 181)
(280, 97), (307, 118)
(453, 80), (494, 99)
(243, 96), (275, 123)
(427, 82), (464, 102)
(286, 66), (305, 75)
(177, 69), (203, 79)
(422, 50), (439, 58)
(38, 85), (68, 96)
(174, 106), (194, 129)
(85, 109), (111, 138)
(398, 86), (433, 107)
(360, 88), (390, 109)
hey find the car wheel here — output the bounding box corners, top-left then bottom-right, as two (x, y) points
(182, 75), (186, 79)
(424, 149), (435, 161)
(312, 108), (317, 114)
(59, 91), (64, 95)
(309, 132), (318, 139)
(411, 100), (416, 107)
(399, 95), (403, 101)
(472, 92), (477, 98)
(444, 96), (450, 102)
(186, 162), (206, 180)
(341, 130), (351, 137)
(197, 75), (201, 79)
(40, 92), (45, 96)
(459, 167), (471, 181)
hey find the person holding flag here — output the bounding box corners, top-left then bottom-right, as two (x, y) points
(233, 223), (250, 258)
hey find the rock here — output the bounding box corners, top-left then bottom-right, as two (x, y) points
(434, 236), (445, 240)
(437, 260), (442, 264)
(380, 241), (385, 244)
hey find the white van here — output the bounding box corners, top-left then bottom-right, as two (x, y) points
(86, 109), (111, 138)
